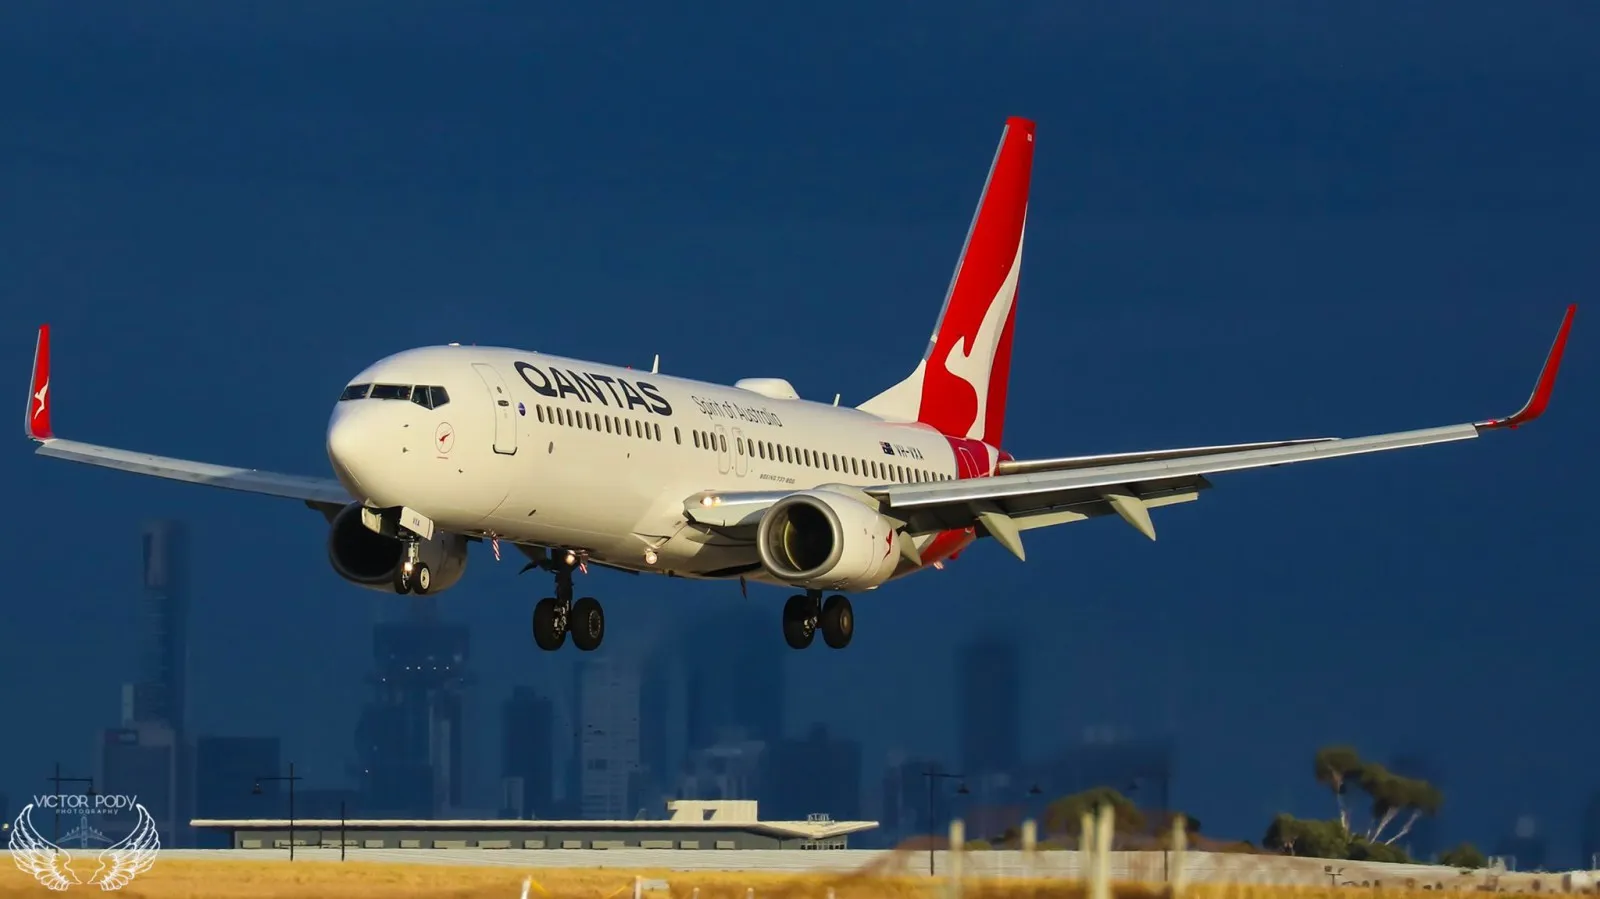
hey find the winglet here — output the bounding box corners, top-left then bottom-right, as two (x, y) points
(1477, 304), (1576, 431)
(25, 324), (53, 441)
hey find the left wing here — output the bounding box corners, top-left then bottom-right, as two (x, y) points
(24, 324), (352, 509)
(870, 305), (1576, 557)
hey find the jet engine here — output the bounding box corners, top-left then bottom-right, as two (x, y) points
(755, 489), (900, 592)
(326, 502), (469, 594)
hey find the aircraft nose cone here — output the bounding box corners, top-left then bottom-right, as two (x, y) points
(326, 408), (368, 496)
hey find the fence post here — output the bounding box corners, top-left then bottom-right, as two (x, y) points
(1171, 814), (1188, 898)
(1079, 810), (1094, 882)
(948, 818), (966, 899)
(1022, 818), (1037, 881)
(1090, 805), (1114, 899)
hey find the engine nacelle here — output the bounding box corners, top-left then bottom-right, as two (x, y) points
(326, 502), (469, 594)
(756, 489), (900, 592)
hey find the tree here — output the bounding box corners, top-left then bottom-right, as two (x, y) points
(1043, 786), (1145, 837)
(1384, 780), (1443, 846)
(1314, 746), (1364, 833)
(1438, 842), (1487, 869)
(1263, 814), (1350, 860)
(1357, 763), (1407, 841)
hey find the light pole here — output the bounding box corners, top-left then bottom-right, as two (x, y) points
(47, 763), (95, 848)
(922, 769), (968, 876)
(252, 762), (302, 860)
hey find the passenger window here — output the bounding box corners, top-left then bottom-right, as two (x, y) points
(675, 427), (682, 445)
(851, 458), (860, 476)
(340, 383), (371, 401)
(719, 434), (727, 452)
(627, 419), (635, 438)
(654, 423), (662, 441)
(369, 384), (411, 401)
(536, 406), (546, 423)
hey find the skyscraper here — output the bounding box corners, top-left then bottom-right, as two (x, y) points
(766, 723), (862, 821)
(958, 637), (1020, 777)
(353, 597), (471, 817)
(500, 687), (554, 818)
(134, 520), (189, 733)
(681, 607), (784, 752)
(572, 657), (640, 820)
(193, 737), (280, 847)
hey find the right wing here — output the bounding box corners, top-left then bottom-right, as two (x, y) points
(24, 324), (352, 512)
(870, 304), (1577, 556)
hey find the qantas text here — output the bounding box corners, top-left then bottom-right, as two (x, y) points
(515, 362), (673, 415)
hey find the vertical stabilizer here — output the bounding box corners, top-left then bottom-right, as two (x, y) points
(857, 117), (1034, 447)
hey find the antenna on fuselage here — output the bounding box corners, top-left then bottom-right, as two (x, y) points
(833, 393), (840, 406)
(651, 354), (660, 374)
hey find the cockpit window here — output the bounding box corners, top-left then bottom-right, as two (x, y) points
(369, 384), (412, 401)
(409, 386), (451, 410)
(339, 383), (371, 401)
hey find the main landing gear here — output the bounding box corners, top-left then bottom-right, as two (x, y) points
(530, 554), (605, 652)
(782, 590), (853, 650)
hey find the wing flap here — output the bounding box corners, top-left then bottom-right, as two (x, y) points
(881, 423), (1480, 512)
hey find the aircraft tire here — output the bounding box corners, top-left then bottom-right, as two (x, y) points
(532, 597), (566, 651)
(821, 594), (853, 649)
(782, 594), (817, 649)
(413, 563), (432, 595)
(571, 597), (605, 651)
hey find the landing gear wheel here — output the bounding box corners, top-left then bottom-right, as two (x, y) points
(782, 594), (818, 649)
(413, 563), (432, 595)
(393, 566), (412, 595)
(532, 597), (567, 651)
(570, 597), (605, 651)
(820, 595), (854, 649)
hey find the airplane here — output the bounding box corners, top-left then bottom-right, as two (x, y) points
(23, 117), (1577, 653)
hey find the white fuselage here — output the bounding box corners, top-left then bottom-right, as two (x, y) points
(325, 345), (994, 584)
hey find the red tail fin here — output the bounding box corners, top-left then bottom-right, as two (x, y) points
(858, 117), (1034, 447)
(26, 324), (53, 441)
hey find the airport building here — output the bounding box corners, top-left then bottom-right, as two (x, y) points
(192, 799), (877, 851)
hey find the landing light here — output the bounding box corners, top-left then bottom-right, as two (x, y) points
(643, 550), (659, 566)
(564, 550), (577, 566)
(701, 495), (721, 507)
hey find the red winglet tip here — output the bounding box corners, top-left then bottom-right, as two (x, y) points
(26, 323), (53, 441)
(1481, 304), (1576, 431)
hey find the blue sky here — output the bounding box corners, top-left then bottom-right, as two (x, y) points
(2, 0), (1596, 862)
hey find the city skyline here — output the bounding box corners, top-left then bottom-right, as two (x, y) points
(3, 517), (1593, 867)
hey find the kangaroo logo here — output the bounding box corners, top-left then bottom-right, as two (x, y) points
(33, 379), (49, 419)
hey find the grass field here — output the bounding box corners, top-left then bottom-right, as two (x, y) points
(0, 859), (1575, 899)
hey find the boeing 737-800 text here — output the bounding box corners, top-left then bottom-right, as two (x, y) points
(23, 117), (1577, 652)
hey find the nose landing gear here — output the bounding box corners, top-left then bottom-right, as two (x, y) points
(393, 534), (432, 595)
(782, 590), (853, 649)
(528, 551), (605, 652)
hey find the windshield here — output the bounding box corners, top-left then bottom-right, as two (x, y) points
(369, 384), (413, 401)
